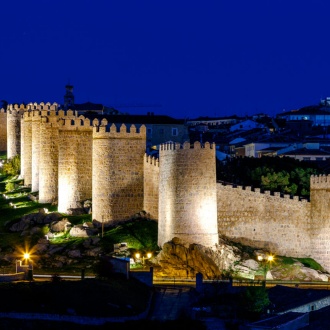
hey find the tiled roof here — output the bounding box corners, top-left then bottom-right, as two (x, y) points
(282, 148), (330, 156)
(83, 113), (186, 125)
(268, 285), (330, 313)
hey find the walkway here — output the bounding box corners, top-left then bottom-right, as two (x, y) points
(147, 286), (193, 321)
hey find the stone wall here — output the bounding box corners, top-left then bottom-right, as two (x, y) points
(217, 184), (311, 258)
(0, 109), (7, 152)
(143, 154), (159, 220)
(158, 141), (218, 247)
(92, 122), (146, 224)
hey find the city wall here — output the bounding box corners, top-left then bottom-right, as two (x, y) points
(5, 102), (330, 272)
(217, 184), (311, 258)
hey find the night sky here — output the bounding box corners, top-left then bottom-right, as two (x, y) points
(1, 0), (330, 119)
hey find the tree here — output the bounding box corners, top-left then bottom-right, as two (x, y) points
(242, 286), (270, 314)
(2, 155), (20, 176)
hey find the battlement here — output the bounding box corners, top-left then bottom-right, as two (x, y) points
(160, 140), (215, 151)
(144, 154), (159, 167)
(217, 181), (306, 202)
(0, 108), (6, 114)
(59, 115), (93, 130)
(310, 174), (330, 190)
(93, 121), (146, 137)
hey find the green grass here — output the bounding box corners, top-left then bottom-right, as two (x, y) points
(278, 256), (324, 271)
(0, 173), (159, 275)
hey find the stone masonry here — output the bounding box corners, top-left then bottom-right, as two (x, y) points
(3, 103), (330, 272)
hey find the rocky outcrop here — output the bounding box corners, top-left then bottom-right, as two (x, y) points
(151, 237), (330, 282)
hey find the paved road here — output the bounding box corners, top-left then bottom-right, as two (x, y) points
(147, 286), (227, 329)
(147, 286), (194, 321)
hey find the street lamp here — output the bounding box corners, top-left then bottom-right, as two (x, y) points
(257, 255), (274, 281)
(135, 252), (152, 266)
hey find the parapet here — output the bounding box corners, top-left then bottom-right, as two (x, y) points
(59, 115), (93, 130)
(144, 154), (159, 167)
(310, 174), (330, 190)
(160, 140), (215, 151)
(93, 120), (146, 137)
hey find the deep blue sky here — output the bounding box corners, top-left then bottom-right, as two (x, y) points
(1, 0), (330, 119)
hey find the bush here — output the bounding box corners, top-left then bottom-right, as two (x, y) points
(2, 155), (20, 176)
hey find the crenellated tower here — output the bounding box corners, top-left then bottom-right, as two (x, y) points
(158, 141), (218, 247)
(310, 174), (330, 271)
(143, 154), (159, 220)
(92, 121), (146, 224)
(7, 104), (24, 159)
(0, 107), (7, 152)
(57, 114), (93, 213)
(38, 103), (61, 203)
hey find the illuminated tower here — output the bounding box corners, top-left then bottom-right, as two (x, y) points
(92, 121), (146, 224)
(58, 114), (93, 213)
(158, 141), (218, 247)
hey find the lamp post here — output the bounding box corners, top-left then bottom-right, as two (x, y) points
(135, 252), (152, 267)
(257, 255), (274, 283)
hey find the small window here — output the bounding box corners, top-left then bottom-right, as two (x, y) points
(172, 128), (178, 136)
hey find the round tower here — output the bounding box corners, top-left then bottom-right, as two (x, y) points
(21, 109), (33, 186)
(58, 114), (93, 213)
(7, 104), (23, 159)
(31, 105), (42, 192)
(92, 121), (146, 224)
(0, 107), (7, 152)
(310, 174), (330, 272)
(158, 141), (218, 248)
(38, 103), (60, 203)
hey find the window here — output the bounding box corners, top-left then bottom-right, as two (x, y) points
(172, 128), (178, 136)
(147, 128), (152, 136)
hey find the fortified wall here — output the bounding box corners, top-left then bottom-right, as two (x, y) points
(217, 184), (311, 257)
(4, 102), (330, 272)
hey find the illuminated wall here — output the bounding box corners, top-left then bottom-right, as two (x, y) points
(158, 141), (218, 247)
(92, 122), (146, 223)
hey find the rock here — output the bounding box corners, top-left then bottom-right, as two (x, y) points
(50, 218), (71, 232)
(69, 225), (97, 237)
